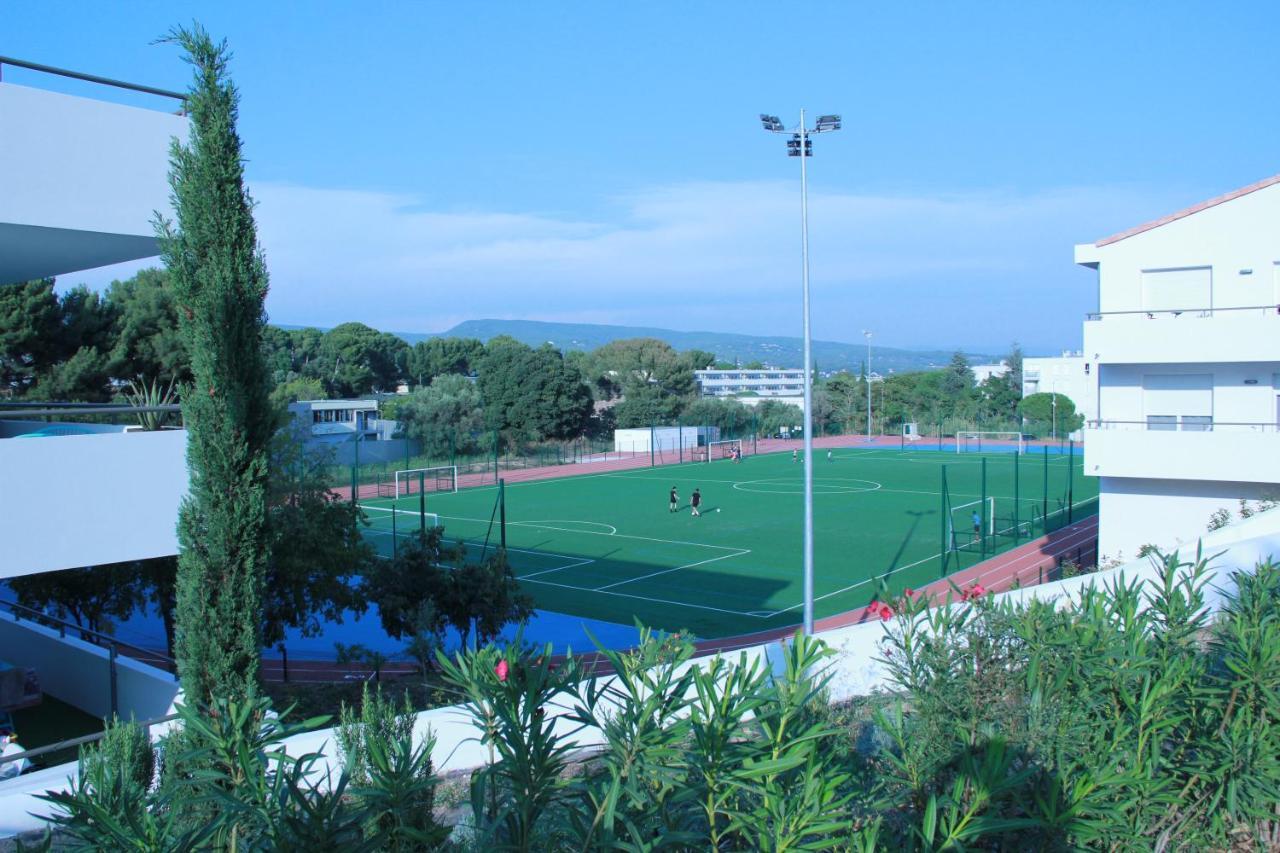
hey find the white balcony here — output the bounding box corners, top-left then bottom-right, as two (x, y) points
(1084, 306), (1280, 365)
(0, 429), (188, 579)
(0, 71), (188, 285)
(1084, 421), (1280, 485)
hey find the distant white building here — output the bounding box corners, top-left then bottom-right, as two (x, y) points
(695, 368), (807, 397)
(613, 426), (720, 454)
(1022, 351), (1092, 430)
(970, 362), (1010, 384)
(288, 399), (396, 444)
(1074, 174), (1280, 561)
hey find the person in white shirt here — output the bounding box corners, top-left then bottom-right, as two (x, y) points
(0, 732), (30, 779)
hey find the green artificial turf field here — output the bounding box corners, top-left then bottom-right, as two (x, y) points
(357, 446), (1097, 638)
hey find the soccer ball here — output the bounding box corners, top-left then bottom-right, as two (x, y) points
(716, 508), (721, 513)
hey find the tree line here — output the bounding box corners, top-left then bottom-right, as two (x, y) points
(2, 269), (1070, 449)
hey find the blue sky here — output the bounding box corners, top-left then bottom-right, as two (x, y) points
(8, 2), (1279, 353)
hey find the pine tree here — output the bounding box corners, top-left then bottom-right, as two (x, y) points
(161, 26), (273, 705)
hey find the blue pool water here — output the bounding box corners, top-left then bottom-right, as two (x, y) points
(0, 582), (650, 662)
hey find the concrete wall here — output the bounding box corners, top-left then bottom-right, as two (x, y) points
(1095, 362), (1280, 430)
(326, 437), (417, 467)
(613, 426), (719, 453)
(0, 82), (188, 284)
(0, 617), (177, 720)
(0, 430), (188, 579)
(1096, 476), (1279, 561)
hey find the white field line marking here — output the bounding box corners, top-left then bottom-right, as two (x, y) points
(763, 496), (1098, 618)
(517, 556), (597, 580)
(429, 512), (749, 554)
(362, 504), (743, 554)
(511, 519), (618, 534)
(595, 548), (752, 591)
(520, 577), (768, 618)
(600, 476), (1083, 505)
(360, 526), (595, 576)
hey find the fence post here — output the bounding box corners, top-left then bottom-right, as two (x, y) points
(940, 465), (949, 575)
(1067, 439), (1075, 524)
(1013, 450), (1020, 541)
(493, 431), (500, 484)
(419, 472), (427, 536)
(280, 644), (289, 683)
(1042, 446), (1049, 533)
(109, 643), (119, 717)
(499, 478), (507, 551)
(980, 457), (988, 560)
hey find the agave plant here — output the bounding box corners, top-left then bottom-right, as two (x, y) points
(123, 377), (178, 431)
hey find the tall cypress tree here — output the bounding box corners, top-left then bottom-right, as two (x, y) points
(161, 26), (273, 705)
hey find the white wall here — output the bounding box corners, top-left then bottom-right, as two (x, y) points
(0, 82), (188, 283)
(612, 426), (718, 453)
(1096, 362), (1280, 427)
(0, 618), (178, 721)
(1096, 477), (1279, 561)
(1076, 180), (1280, 314)
(0, 430), (188, 579)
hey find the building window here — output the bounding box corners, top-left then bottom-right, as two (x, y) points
(1146, 415), (1177, 431)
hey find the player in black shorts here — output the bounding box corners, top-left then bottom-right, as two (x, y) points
(669, 486), (679, 513)
(691, 488), (702, 517)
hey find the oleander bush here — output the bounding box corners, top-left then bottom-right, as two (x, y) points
(29, 550), (1280, 850)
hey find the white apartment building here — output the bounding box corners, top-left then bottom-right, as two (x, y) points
(695, 368), (807, 397)
(1075, 175), (1280, 561)
(1022, 351), (1092, 426)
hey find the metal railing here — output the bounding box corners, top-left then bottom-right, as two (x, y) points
(0, 55), (186, 106)
(0, 598), (177, 719)
(0, 404), (182, 420)
(1087, 419), (1278, 433)
(0, 711), (180, 771)
(1086, 304), (1280, 320)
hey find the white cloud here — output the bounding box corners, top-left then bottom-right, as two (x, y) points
(63, 179), (1184, 352)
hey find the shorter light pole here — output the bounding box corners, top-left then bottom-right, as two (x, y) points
(863, 330), (873, 442)
(1051, 381), (1060, 441)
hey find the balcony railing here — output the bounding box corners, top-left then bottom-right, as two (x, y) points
(0, 402), (183, 435)
(1086, 304), (1280, 321)
(1087, 419), (1278, 433)
(0, 55), (186, 109)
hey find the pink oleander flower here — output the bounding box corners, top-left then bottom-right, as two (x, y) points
(495, 659), (510, 682)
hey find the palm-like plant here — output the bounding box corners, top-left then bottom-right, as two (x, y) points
(123, 376), (178, 431)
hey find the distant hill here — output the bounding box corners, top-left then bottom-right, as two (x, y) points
(395, 319), (995, 374)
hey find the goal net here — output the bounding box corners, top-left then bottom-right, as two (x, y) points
(947, 497), (995, 551)
(393, 465), (459, 498)
(955, 431), (1025, 455)
(706, 439), (743, 461)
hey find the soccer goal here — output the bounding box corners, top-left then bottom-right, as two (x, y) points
(955, 431), (1025, 455)
(947, 497), (996, 551)
(706, 439), (743, 461)
(393, 465), (459, 498)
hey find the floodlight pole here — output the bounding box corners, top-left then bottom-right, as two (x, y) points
(798, 111), (816, 636)
(761, 108), (839, 636)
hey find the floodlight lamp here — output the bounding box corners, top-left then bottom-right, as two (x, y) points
(760, 114), (784, 132)
(814, 114), (841, 131)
